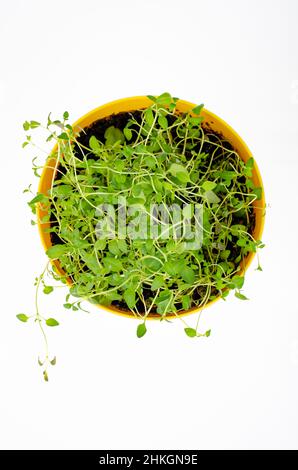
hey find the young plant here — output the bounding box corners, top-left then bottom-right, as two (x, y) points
(19, 93), (264, 380)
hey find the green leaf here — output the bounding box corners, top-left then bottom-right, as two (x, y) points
(203, 190), (220, 204)
(205, 329), (211, 337)
(43, 370), (49, 382)
(28, 193), (48, 205)
(156, 92), (172, 106)
(236, 238), (247, 247)
(38, 357), (44, 366)
(230, 275), (244, 289)
(132, 182), (152, 199)
(95, 239), (106, 250)
(220, 249), (230, 260)
(230, 224), (247, 236)
(43, 286), (54, 295)
(181, 267), (195, 284)
(143, 257), (162, 272)
(30, 120), (40, 128)
(103, 256), (123, 272)
(16, 313), (29, 323)
(104, 126), (125, 145)
(253, 187), (262, 200)
(57, 132), (69, 140)
(117, 239), (128, 253)
(158, 115), (168, 129)
(192, 104), (204, 115)
(50, 356), (57, 366)
(169, 163), (190, 183)
(124, 288), (136, 309)
(46, 244), (70, 259)
(23, 121), (30, 131)
(46, 318), (59, 327)
(144, 108), (154, 126)
(123, 127), (132, 141)
(24, 90), (259, 331)
(164, 260), (178, 276)
(82, 253), (101, 275)
(147, 95), (156, 102)
(202, 181), (217, 192)
(190, 117), (203, 126)
(63, 111), (69, 120)
(53, 184), (72, 196)
(184, 327), (197, 337)
(89, 135), (101, 152)
(235, 292), (249, 300)
(137, 322), (147, 338)
(156, 291), (173, 315)
(246, 157), (254, 169)
(182, 295), (191, 310)
(108, 239), (121, 256)
(151, 275), (164, 291)
(222, 290), (230, 300)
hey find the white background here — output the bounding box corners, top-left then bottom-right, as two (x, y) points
(0, 0), (297, 450)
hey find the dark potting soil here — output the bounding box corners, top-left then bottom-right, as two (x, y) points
(50, 110), (255, 313)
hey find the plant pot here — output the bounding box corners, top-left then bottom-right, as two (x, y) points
(37, 96), (265, 319)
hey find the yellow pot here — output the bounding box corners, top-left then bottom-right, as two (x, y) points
(37, 96), (266, 319)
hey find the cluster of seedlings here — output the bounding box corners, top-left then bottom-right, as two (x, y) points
(19, 93), (264, 380)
